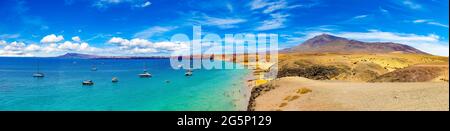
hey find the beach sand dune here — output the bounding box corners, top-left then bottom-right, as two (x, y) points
(251, 77), (449, 111)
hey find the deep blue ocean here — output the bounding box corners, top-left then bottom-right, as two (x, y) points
(0, 57), (249, 111)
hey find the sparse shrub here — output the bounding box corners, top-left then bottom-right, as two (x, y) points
(283, 96), (292, 100)
(277, 65), (342, 80)
(297, 88), (312, 94)
(288, 95), (300, 101)
(279, 103), (288, 107)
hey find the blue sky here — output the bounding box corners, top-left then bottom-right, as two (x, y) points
(0, 0), (449, 56)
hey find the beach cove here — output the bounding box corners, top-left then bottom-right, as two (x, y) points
(0, 57), (251, 111)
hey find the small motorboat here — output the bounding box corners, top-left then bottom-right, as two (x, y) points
(185, 70), (193, 76)
(82, 80), (94, 86)
(32, 72), (45, 78)
(112, 77), (119, 83)
(139, 71), (152, 78)
(91, 66), (98, 71)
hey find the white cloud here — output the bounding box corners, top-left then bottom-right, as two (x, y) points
(94, 0), (151, 9)
(427, 22), (449, 28)
(226, 3), (234, 12)
(262, 0), (288, 14)
(3, 41), (26, 51)
(0, 38), (98, 56)
(402, 0), (422, 10)
(58, 41), (81, 50)
(249, 0), (302, 31)
(72, 36), (81, 42)
(292, 30), (449, 56)
(108, 37), (126, 43)
(108, 37), (189, 54)
(256, 13), (288, 31)
(413, 19), (427, 23)
(379, 7), (389, 13)
(101, 0), (123, 4)
(0, 40), (7, 46)
(108, 37), (152, 48)
(140, 1), (151, 7)
(44, 41), (96, 53)
(25, 44), (41, 52)
(202, 16), (246, 29)
(249, 0), (306, 14)
(41, 43), (59, 53)
(353, 15), (368, 19)
(304, 25), (338, 31)
(335, 30), (440, 43)
(108, 37), (129, 44)
(0, 34), (21, 39)
(51, 41), (96, 53)
(80, 43), (90, 50)
(153, 41), (189, 51)
(412, 19), (449, 28)
(191, 14), (247, 29)
(40, 34), (64, 43)
(134, 26), (177, 39)
(249, 0), (271, 10)
(0, 41), (27, 56)
(130, 47), (157, 53)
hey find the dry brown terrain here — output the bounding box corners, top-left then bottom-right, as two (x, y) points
(250, 77), (449, 111)
(276, 53), (448, 82)
(242, 34), (449, 111)
(370, 63), (449, 82)
(243, 53), (449, 111)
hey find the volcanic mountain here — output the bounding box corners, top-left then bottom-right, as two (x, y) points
(281, 34), (429, 54)
(57, 53), (101, 59)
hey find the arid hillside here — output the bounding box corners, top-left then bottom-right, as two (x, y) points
(370, 63), (449, 82)
(276, 53), (448, 82)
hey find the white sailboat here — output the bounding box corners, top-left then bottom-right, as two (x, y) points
(32, 58), (45, 78)
(138, 63), (152, 78)
(91, 64), (98, 71)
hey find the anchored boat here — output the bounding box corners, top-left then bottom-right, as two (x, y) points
(82, 80), (94, 86)
(91, 65), (98, 71)
(185, 69), (193, 76)
(139, 71), (152, 78)
(112, 77), (119, 83)
(32, 58), (45, 78)
(32, 72), (45, 78)
(138, 63), (152, 78)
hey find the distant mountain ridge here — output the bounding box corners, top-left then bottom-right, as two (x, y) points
(57, 53), (101, 59)
(282, 34), (429, 54)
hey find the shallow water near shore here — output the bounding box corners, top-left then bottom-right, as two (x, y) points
(0, 57), (249, 111)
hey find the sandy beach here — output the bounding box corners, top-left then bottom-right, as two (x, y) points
(249, 77), (449, 111)
(228, 59), (277, 111)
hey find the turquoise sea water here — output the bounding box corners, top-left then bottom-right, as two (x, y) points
(0, 57), (249, 111)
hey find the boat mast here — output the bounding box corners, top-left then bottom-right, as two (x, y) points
(143, 63), (147, 72)
(36, 58), (40, 73)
